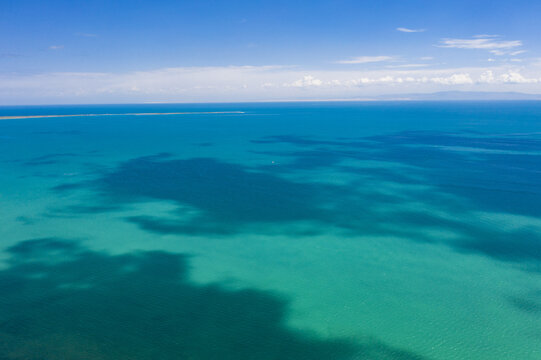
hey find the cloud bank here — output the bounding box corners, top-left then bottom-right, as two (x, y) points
(1, 63), (540, 104)
(438, 37), (522, 50)
(397, 27), (425, 33)
(335, 56), (394, 64)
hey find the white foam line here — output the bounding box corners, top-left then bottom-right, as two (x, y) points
(0, 111), (245, 120)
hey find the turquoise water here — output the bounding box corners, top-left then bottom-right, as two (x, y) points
(0, 102), (540, 359)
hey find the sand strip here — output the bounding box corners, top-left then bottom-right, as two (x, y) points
(0, 111), (245, 120)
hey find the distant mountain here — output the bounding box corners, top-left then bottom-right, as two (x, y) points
(377, 91), (541, 101)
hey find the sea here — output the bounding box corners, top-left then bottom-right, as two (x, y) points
(0, 102), (540, 360)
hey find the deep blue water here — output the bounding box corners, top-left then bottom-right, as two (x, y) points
(0, 102), (540, 360)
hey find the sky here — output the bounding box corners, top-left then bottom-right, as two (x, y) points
(1, 0), (541, 104)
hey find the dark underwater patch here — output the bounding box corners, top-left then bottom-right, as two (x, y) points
(248, 131), (541, 267)
(24, 153), (80, 166)
(253, 131), (541, 217)
(49, 130), (541, 268)
(0, 238), (430, 360)
(508, 293), (541, 314)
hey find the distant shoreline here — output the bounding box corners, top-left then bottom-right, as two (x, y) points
(0, 111), (245, 120)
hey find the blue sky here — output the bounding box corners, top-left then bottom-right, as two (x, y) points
(1, 0), (541, 104)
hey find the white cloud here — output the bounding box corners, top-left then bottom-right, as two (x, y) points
(285, 75), (323, 87)
(478, 70), (496, 83)
(386, 64), (430, 68)
(438, 37), (522, 50)
(350, 76), (396, 85)
(336, 56), (393, 64)
(420, 56), (434, 61)
(397, 27), (425, 33)
(490, 50), (506, 56)
(478, 70), (538, 84)
(49, 45), (64, 50)
(490, 49), (526, 56)
(500, 71), (538, 83)
(473, 34), (500, 38)
(430, 73), (474, 85)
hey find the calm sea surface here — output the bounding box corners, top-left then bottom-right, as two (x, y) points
(0, 102), (540, 359)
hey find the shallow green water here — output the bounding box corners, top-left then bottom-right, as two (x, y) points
(0, 102), (540, 359)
